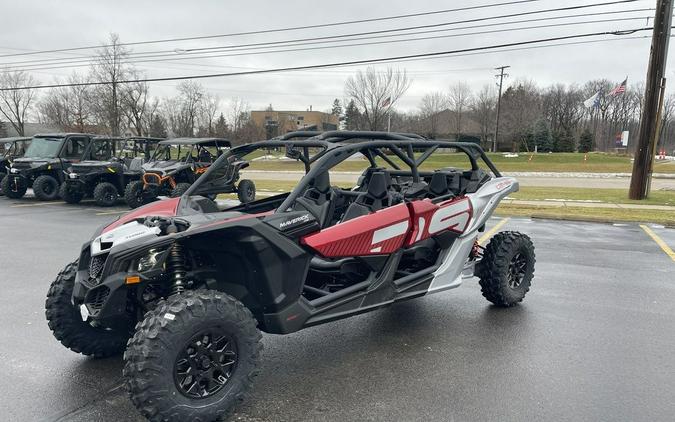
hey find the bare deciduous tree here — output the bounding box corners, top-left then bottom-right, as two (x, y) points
(344, 67), (411, 131)
(0, 69), (38, 136)
(225, 97), (250, 132)
(471, 84), (497, 147)
(419, 92), (447, 138)
(38, 73), (92, 132)
(90, 33), (131, 135)
(121, 74), (150, 136)
(448, 81), (472, 137)
(199, 93), (220, 136)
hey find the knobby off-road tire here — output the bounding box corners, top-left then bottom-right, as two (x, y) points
(94, 182), (118, 207)
(125, 180), (146, 209)
(170, 182), (191, 198)
(59, 183), (84, 204)
(2, 174), (27, 198)
(33, 175), (60, 201)
(237, 179), (256, 203)
(123, 290), (262, 422)
(477, 231), (535, 307)
(45, 260), (129, 357)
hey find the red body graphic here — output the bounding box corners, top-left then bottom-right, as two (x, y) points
(103, 197), (180, 233)
(302, 197), (473, 258)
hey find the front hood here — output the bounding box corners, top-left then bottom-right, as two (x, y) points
(143, 161), (185, 173)
(102, 197), (181, 234)
(11, 159), (53, 172)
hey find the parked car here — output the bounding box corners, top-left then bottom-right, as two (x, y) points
(124, 137), (254, 208)
(45, 131), (535, 422)
(0, 137), (31, 196)
(1, 133), (95, 200)
(61, 136), (163, 206)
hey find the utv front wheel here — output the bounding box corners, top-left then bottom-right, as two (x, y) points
(94, 182), (118, 207)
(45, 260), (130, 357)
(124, 180), (146, 209)
(59, 183), (84, 204)
(124, 290), (262, 422)
(237, 179), (256, 203)
(33, 175), (60, 200)
(1, 175), (27, 199)
(477, 231), (535, 307)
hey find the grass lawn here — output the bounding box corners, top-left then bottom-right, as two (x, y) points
(511, 187), (675, 206)
(245, 152), (675, 174)
(496, 204), (675, 226)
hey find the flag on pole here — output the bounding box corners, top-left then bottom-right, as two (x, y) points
(381, 96), (391, 107)
(609, 77), (628, 96)
(583, 91), (601, 108)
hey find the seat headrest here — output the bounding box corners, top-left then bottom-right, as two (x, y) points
(429, 172), (449, 195)
(310, 172), (331, 194)
(367, 172), (390, 198)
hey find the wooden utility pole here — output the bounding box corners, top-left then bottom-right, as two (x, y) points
(629, 0), (673, 199)
(494, 65), (510, 152)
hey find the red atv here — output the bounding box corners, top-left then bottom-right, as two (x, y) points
(46, 131), (535, 421)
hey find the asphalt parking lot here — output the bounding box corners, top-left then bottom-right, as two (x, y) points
(1, 195), (674, 422)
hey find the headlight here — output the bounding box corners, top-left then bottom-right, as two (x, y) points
(134, 248), (168, 272)
(10, 168), (18, 173)
(69, 173), (79, 179)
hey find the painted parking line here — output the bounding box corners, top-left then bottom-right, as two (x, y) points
(10, 201), (66, 208)
(478, 217), (510, 245)
(95, 209), (128, 216)
(640, 225), (675, 262)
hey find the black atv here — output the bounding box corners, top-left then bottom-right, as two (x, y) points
(60, 136), (162, 207)
(1, 133), (95, 200)
(124, 137), (255, 208)
(0, 137), (31, 196)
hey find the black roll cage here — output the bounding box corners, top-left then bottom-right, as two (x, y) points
(184, 131), (500, 213)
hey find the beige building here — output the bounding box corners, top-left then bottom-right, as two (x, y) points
(250, 110), (339, 138)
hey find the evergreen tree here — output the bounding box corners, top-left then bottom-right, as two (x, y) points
(213, 113), (228, 137)
(331, 99), (343, 116)
(578, 128), (594, 153)
(148, 114), (167, 138)
(553, 128), (575, 152)
(532, 119), (553, 152)
(344, 99), (362, 130)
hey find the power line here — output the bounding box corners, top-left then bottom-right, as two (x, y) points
(0, 0), (646, 70)
(1, 6), (652, 70)
(0, 0), (551, 59)
(0, 27), (655, 91)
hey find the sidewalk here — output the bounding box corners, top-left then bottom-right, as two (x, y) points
(502, 198), (675, 211)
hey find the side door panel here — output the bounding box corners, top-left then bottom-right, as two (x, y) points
(301, 203), (411, 258)
(404, 197), (473, 247)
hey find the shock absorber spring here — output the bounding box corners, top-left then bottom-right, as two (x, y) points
(168, 243), (186, 295)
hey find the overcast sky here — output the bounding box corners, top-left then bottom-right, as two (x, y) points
(0, 0), (670, 113)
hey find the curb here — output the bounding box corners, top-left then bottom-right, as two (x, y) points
(497, 212), (675, 228)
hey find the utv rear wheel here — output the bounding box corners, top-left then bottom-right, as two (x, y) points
(2, 174), (27, 199)
(170, 182), (191, 198)
(125, 180), (146, 209)
(59, 183), (84, 204)
(45, 260), (130, 357)
(237, 179), (256, 203)
(33, 175), (60, 201)
(124, 290), (262, 422)
(94, 182), (118, 207)
(477, 231), (535, 307)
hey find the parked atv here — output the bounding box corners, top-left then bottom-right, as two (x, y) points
(60, 136), (162, 207)
(0, 137), (31, 196)
(124, 137), (254, 208)
(1, 133), (95, 200)
(46, 131), (535, 422)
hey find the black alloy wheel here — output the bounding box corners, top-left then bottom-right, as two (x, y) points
(174, 330), (238, 399)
